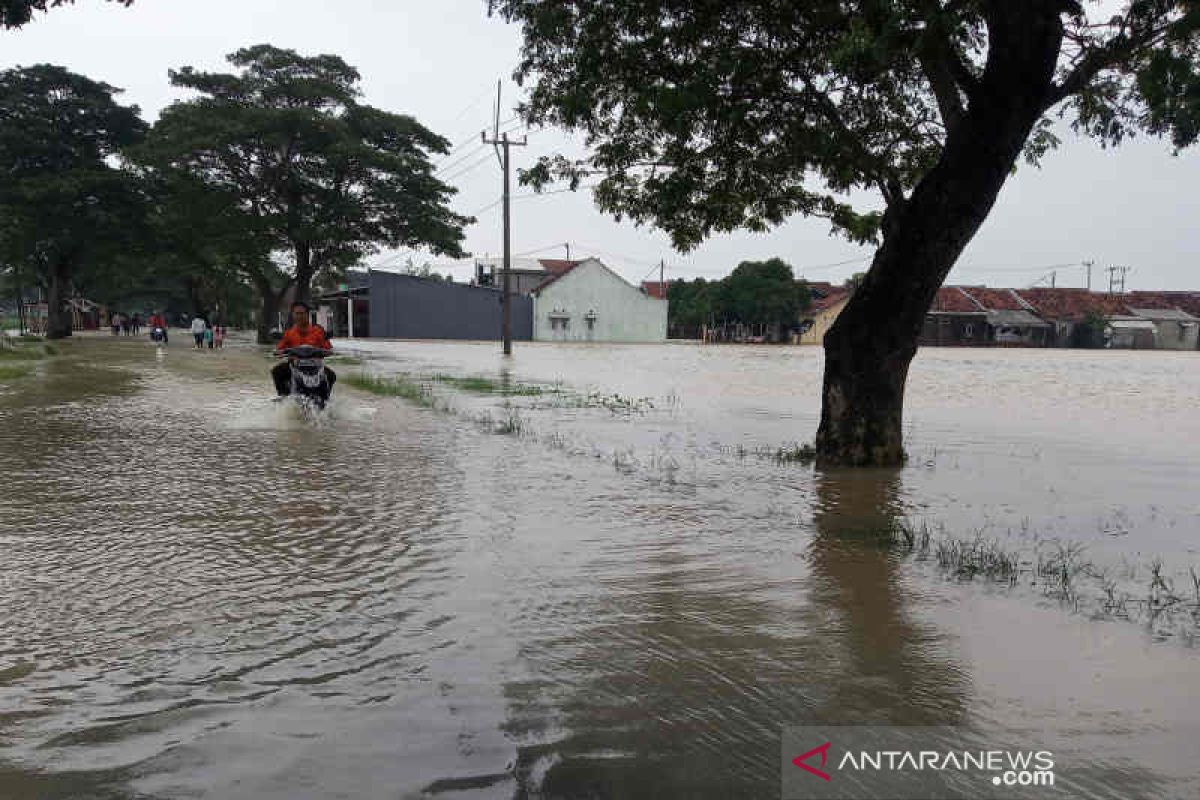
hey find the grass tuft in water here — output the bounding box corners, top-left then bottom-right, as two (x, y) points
(495, 407), (523, 435)
(345, 373), (435, 407)
(934, 534), (1020, 583)
(433, 374), (545, 396)
(0, 363), (33, 380)
(0, 339), (51, 361)
(774, 443), (817, 464)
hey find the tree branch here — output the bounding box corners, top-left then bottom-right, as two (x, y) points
(799, 78), (904, 207)
(1044, 15), (1179, 109)
(915, 0), (977, 134)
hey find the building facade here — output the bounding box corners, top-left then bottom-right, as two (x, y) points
(369, 271), (532, 341)
(797, 284), (851, 345)
(531, 258), (667, 342)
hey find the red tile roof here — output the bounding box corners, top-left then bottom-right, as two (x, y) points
(1013, 288), (1132, 320)
(930, 287), (984, 313)
(1123, 291), (1200, 316)
(531, 261), (583, 294)
(810, 286), (850, 312)
(537, 259), (581, 275)
(641, 281), (668, 299)
(961, 287), (1027, 311)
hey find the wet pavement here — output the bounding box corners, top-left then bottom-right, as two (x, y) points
(1, 334), (1197, 798)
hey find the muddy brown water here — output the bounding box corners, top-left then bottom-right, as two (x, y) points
(1, 335), (1198, 799)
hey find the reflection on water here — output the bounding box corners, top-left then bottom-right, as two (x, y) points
(0, 337), (1197, 798)
(809, 469), (968, 726)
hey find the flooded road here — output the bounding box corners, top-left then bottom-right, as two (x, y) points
(1, 336), (1198, 799)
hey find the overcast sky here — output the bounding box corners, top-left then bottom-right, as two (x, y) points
(3, 0), (1197, 290)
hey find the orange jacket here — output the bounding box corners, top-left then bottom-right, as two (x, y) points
(276, 324), (332, 351)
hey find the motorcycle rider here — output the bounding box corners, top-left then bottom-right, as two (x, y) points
(272, 300), (336, 397)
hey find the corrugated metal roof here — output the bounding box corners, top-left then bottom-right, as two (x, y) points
(1127, 307), (1199, 322)
(985, 310), (1050, 327)
(1106, 317), (1157, 330)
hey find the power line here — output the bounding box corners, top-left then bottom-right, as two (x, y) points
(513, 241), (572, 258)
(435, 115), (520, 167)
(435, 142), (490, 176)
(466, 196), (502, 216)
(439, 151), (497, 183)
(953, 260), (1082, 273)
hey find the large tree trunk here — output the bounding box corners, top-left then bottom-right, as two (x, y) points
(45, 259), (73, 340)
(255, 281), (281, 345)
(815, 4), (1064, 467)
(293, 241), (313, 307)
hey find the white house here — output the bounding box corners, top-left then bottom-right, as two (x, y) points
(531, 257), (667, 342)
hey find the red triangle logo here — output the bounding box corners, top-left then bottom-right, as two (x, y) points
(792, 741), (832, 781)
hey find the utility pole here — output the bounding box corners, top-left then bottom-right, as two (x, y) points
(564, 242), (570, 262)
(660, 259), (665, 293)
(482, 79), (527, 356)
(1106, 265), (1129, 295)
(1050, 270), (1056, 288)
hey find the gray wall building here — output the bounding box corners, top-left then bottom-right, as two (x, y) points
(368, 271), (532, 341)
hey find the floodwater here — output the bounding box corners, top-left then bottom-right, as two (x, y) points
(1, 335), (1198, 799)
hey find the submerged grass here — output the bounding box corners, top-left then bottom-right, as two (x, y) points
(345, 372), (435, 407)
(890, 519), (1200, 639)
(0, 340), (52, 360)
(0, 363), (33, 380)
(773, 443), (817, 464)
(0, 336), (56, 379)
(432, 373), (545, 396)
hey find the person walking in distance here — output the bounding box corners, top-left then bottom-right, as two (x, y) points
(190, 316), (207, 349)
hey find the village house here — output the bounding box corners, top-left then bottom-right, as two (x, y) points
(1013, 288), (1140, 348)
(531, 257), (667, 342)
(920, 286), (1052, 346)
(1123, 291), (1200, 350)
(920, 287), (991, 345)
(797, 282), (851, 345)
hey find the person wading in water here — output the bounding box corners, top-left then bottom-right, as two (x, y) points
(271, 301), (336, 397)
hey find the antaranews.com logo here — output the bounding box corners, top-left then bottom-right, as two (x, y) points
(782, 727), (1059, 799)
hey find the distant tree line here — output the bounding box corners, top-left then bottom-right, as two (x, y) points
(667, 258), (811, 340)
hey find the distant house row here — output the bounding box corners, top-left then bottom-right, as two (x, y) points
(920, 287), (1200, 349)
(315, 257), (668, 343)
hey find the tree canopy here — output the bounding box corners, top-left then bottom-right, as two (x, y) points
(0, 64), (147, 337)
(140, 44), (472, 311)
(494, 1), (1200, 251)
(666, 259), (810, 338)
(0, 0), (131, 29)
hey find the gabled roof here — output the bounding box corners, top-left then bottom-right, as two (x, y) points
(532, 257), (651, 298)
(1123, 291), (1200, 316)
(930, 286), (985, 313)
(538, 258), (581, 275)
(530, 260), (584, 294)
(809, 286), (851, 312)
(962, 287), (1027, 311)
(1013, 288), (1132, 320)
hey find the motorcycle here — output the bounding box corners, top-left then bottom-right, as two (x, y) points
(275, 345), (334, 411)
(150, 326), (167, 344)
